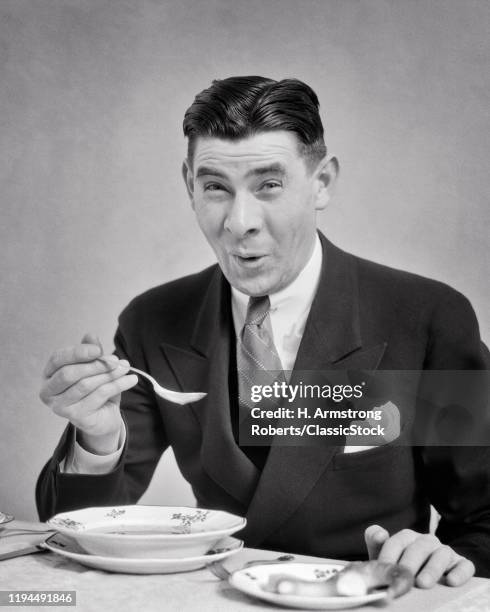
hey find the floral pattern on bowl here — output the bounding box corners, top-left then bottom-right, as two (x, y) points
(49, 517), (84, 531)
(170, 510), (210, 533)
(105, 509), (126, 519)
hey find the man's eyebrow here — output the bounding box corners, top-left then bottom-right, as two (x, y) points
(195, 166), (228, 180)
(195, 163), (287, 180)
(245, 163), (286, 178)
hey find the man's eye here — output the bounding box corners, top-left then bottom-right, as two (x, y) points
(260, 181), (282, 190)
(204, 183), (224, 192)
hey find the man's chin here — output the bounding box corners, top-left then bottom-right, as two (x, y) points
(230, 276), (296, 297)
(225, 272), (277, 297)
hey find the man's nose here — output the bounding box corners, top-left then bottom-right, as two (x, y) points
(224, 192), (263, 237)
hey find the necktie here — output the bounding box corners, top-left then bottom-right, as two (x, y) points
(237, 296), (285, 424)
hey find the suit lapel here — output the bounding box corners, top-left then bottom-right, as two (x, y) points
(292, 232), (362, 370)
(161, 268), (260, 507)
(241, 233), (387, 546)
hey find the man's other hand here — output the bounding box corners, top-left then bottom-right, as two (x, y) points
(364, 525), (475, 588)
(39, 332), (138, 455)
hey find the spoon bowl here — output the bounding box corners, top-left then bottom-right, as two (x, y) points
(128, 366), (207, 405)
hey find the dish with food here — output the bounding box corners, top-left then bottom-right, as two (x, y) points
(229, 560), (414, 610)
(47, 505), (246, 558)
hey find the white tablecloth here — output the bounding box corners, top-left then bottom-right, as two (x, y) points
(0, 535), (489, 612)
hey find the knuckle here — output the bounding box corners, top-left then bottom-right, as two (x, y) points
(76, 377), (93, 395)
(58, 366), (73, 386)
(45, 395), (56, 409)
(96, 360), (111, 374)
(40, 385), (57, 408)
(107, 379), (123, 395)
(51, 403), (68, 418)
(93, 384), (112, 403)
(65, 402), (83, 422)
(104, 367), (120, 382)
(438, 544), (452, 556)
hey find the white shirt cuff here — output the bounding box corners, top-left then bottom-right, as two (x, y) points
(60, 423), (126, 475)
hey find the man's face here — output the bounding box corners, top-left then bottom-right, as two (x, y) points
(183, 131), (334, 296)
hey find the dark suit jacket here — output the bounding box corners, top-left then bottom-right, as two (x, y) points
(36, 233), (490, 576)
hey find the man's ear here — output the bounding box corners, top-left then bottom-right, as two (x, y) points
(182, 159), (195, 209)
(314, 156), (339, 211)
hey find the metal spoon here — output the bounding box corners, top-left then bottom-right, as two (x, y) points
(98, 357), (207, 405)
(127, 366), (207, 405)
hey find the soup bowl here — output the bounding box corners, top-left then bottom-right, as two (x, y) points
(47, 505), (246, 558)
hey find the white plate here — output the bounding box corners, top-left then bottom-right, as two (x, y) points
(229, 562), (388, 610)
(47, 505), (246, 558)
(43, 532), (243, 574)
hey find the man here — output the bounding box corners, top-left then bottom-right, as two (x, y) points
(37, 76), (490, 586)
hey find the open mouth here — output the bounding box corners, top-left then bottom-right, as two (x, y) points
(233, 254), (267, 266)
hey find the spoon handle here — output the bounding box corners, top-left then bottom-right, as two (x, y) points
(127, 365), (156, 385)
(98, 359), (159, 387)
(207, 560), (231, 581)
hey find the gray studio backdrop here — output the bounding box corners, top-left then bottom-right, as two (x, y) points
(1, 0), (489, 520)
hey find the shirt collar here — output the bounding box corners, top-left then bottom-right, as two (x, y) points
(231, 232), (323, 324)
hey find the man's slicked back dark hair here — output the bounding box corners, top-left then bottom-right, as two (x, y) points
(183, 76), (327, 170)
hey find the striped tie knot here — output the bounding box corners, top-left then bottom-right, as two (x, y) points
(244, 295), (270, 328)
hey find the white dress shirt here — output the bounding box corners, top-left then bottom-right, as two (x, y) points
(62, 234), (323, 473)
